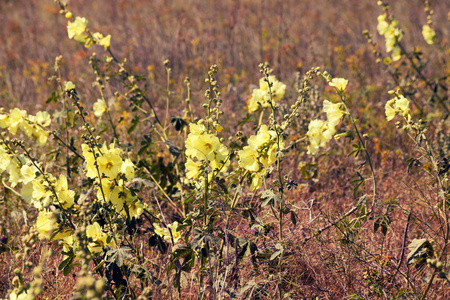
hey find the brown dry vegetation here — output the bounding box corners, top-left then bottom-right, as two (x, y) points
(1, 0), (450, 299)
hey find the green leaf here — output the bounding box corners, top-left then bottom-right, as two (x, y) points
(165, 140), (181, 157)
(63, 263), (73, 276)
(261, 189), (281, 207)
(128, 115), (140, 134)
(58, 255), (74, 273)
(290, 210), (297, 226)
(46, 91), (60, 104)
(104, 247), (132, 267)
(270, 243), (284, 261)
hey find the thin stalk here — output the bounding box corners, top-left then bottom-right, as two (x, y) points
(397, 42), (449, 114)
(339, 93), (377, 213)
(164, 64), (171, 129)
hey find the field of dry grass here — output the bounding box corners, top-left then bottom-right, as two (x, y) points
(1, 0), (449, 299)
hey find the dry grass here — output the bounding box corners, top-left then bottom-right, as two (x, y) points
(1, 0), (450, 299)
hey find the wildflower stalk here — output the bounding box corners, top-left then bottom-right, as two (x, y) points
(396, 41), (448, 114)
(184, 77), (194, 122)
(107, 48), (168, 141)
(405, 123), (449, 300)
(95, 83), (120, 143)
(338, 92), (377, 213)
(262, 65), (286, 299)
(70, 93), (120, 247)
(20, 144), (76, 230)
(164, 60), (171, 129)
(143, 165), (182, 215)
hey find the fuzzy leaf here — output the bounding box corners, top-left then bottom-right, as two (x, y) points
(407, 238), (433, 265)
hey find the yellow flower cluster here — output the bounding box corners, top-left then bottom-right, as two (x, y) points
(0, 108), (51, 145)
(35, 210), (71, 240)
(82, 143), (123, 179)
(86, 222), (116, 253)
(31, 173), (75, 209)
(422, 25), (435, 45)
(385, 94), (411, 121)
(307, 119), (336, 155)
(307, 79), (347, 155)
(0, 141), (75, 211)
(97, 178), (143, 219)
(185, 123), (229, 179)
(377, 14), (403, 61)
(82, 143), (143, 218)
(247, 76), (286, 113)
(153, 221), (182, 242)
(238, 125), (284, 190)
(67, 16), (111, 50)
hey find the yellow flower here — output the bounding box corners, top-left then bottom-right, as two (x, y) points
(33, 127), (49, 146)
(0, 145), (12, 172)
(392, 46), (402, 61)
(99, 34), (111, 50)
(96, 178), (113, 202)
(153, 221), (181, 242)
(385, 27), (402, 53)
(250, 170), (266, 191)
(238, 146), (260, 172)
(36, 210), (57, 240)
(126, 200), (143, 219)
(86, 222), (109, 253)
(81, 144), (97, 178)
(185, 158), (203, 179)
(385, 100), (397, 121)
(32, 179), (52, 208)
(20, 164), (37, 185)
(64, 81), (76, 91)
(21, 182), (34, 203)
(247, 89), (266, 113)
(0, 113), (9, 129)
(7, 108), (27, 135)
(213, 122), (223, 132)
(247, 76), (286, 113)
(82, 143), (123, 180)
(259, 75), (286, 102)
(238, 125), (284, 172)
(62, 234), (78, 259)
(385, 94), (411, 121)
(185, 123), (229, 172)
(377, 14), (389, 35)
(377, 15), (403, 53)
(323, 100), (345, 127)
(189, 123), (207, 135)
(7, 158), (23, 188)
(110, 185), (135, 211)
(97, 143), (123, 179)
(329, 78), (348, 92)
(307, 119), (336, 155)
(35, 111), (51, 127)
(93, 99), (107, 117)
(395, 95), (410, 115)
(67, 17), (87, 39)
(422, 25), (435, 45)
(260, 142), (284, 167)
(54, 174), (75, 209)
(247, 125), (273, 149)
(120, 159), (135, 181)
(8, 289), (33, 300)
